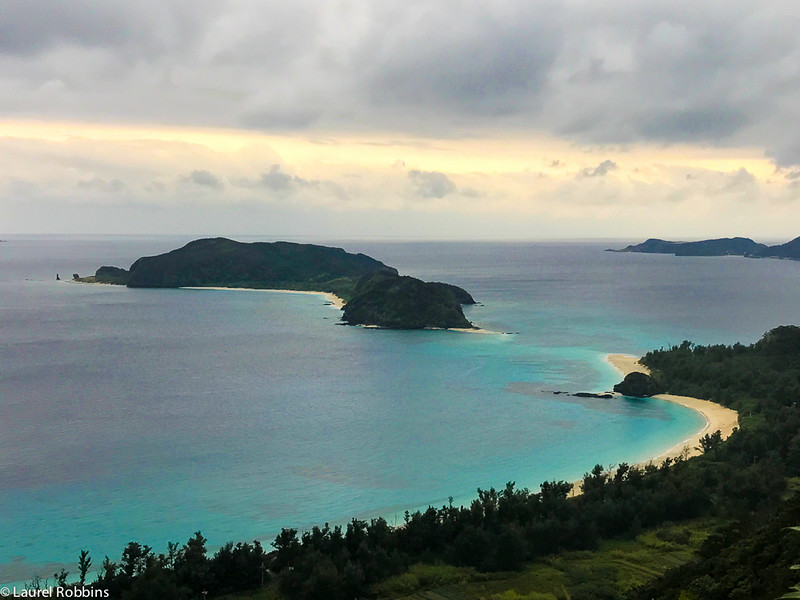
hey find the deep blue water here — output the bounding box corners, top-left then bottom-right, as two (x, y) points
(2, 236), (799, 584)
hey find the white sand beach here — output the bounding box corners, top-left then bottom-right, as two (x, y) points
(568, 354), (740, 497)
(180, 286), (346, 309)
(606, 353), (740, 465)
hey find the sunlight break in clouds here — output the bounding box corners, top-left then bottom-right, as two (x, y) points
(2, 1), (800, 238)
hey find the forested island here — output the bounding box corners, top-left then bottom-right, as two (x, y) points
(77, 238), (476, 330)
(611, 235), (800, 259)
(32, 325), (800, 599)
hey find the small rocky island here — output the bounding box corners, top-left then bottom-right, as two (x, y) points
(78, 237), (477, 330)
(610, 235), (800, 259)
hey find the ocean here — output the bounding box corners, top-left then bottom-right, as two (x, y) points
(2, 236), (799, 584)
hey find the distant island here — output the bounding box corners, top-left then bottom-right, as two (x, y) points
(77, 237), (476, 330)
(610, 235), (800, 259)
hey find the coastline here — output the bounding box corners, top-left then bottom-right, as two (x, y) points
(606, 353), (739, 466)
(180, 286), (346, 309)
(356, 324), (505, 334)
(77, 282), (497, 332)
(567, 354), (739, 497)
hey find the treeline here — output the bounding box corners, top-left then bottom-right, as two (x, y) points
(80, 533), (267, 599)
(50, 325), (800, 599)
(623, 324), (800, 598)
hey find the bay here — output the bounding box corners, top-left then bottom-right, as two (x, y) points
(2, 236), (798, 584)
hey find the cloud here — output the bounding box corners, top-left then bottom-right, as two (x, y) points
(3, 1), (800, 175)
(719, 167), (756, 193)
(578, 159), (617, 178)
(635, 107), (749, 143)
(231, 165), (317, 193)
(259, 165), (309, 191)
(187, 170), (223, 189)
(363, 3), (562, 121)
(77, 177), (125, 192)
(408, 170), (456, 199)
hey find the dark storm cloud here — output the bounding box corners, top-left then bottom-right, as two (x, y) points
(3, 1), (800, 164)
(0, 1), (139, 55)
(635, 108), (749, 143)
(363, 3), (562, 118)
(408, 170), (456, 199)
(0, 0), (216, 57)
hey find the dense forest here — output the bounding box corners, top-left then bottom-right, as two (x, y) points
(32, 326), (800, 599)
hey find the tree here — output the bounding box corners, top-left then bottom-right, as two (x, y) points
(174, 531), (210, 594)
(78, 549), (92, 585)
(121, 542), (152, 578)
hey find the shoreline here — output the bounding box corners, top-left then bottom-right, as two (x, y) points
(568, 354), (739, 497)
(606, 353), (739, 466)
(76, 282), (500, 333)
(180, 286), (346, 309)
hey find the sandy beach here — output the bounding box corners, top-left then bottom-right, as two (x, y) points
(180, 286), (346, 309)
(606, 353), (739, 465)
(429, 326), (506, 335)
(567, 354), (739, 497)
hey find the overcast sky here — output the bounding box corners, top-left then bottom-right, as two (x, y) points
(3, 0), (800, 239)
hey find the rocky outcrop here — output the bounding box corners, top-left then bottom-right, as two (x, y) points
(341, 272), (474, 330)
(613, 372), (664, 397)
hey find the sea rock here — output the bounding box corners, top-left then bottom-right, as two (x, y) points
(613, 372), (663, 397)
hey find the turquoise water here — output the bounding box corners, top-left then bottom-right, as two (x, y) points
(2, 237), (799, 584)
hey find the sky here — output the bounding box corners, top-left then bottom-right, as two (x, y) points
(2, 0), (800, 240)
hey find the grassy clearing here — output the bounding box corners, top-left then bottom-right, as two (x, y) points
(222, 519), (718, 600)
(372, 518), (719, 600)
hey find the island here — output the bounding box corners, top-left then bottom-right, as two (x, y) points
(77, 237), (477, 330)
(341, 272), (474, 329)
(610, 235), (800, 259)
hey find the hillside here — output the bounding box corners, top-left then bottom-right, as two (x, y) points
(342, 272), (475, 329)
(611, 235), (800, 260)
(78, 238), (476, 330)
(610, 237), (768, 257)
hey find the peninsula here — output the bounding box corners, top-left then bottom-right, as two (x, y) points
(77, 237), (476, 330)
(610, 235), (800, 259)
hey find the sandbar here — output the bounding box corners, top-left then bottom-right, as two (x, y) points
(180, 286), (345, 309)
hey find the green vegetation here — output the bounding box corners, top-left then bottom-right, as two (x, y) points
(612, 372), (663, 397)
(33, 325), (800, 598)
(78, 237), (476, 329)
(342, 272), (475, 329)
(78, 266), (131, 285)
(371, 519), (716, 600)
(83, 237), (397, 297)
(612, 235), (800, 259)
